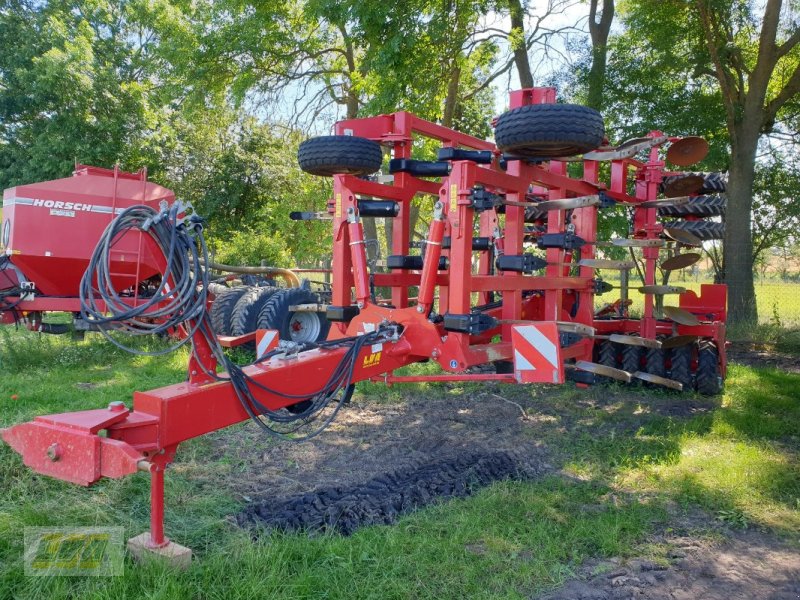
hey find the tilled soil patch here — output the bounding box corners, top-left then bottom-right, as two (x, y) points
(237, 450), (537, 535)
(540, 529), (800, 600)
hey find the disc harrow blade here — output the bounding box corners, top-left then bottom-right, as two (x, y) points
(638, 285), (687, 295)
(663, 227), (702, 247)
(608, 334), (662, 349)
(661, 334), (699, 349)
(632, 371), (684, 391)
(660, 253), (702, 270)
(663, 306), (700, 326)
(572, 360), (632, 383)
(579, 259), (636, 270)
(666, 136), (709, 167)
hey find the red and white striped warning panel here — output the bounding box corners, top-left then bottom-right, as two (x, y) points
(255, 329), (280, 359)
(511, 323), (564, 384)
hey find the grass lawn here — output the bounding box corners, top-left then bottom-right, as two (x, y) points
(0, 327), (798, 599)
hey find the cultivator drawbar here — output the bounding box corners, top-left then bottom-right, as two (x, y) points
(1, 87), (727, 562)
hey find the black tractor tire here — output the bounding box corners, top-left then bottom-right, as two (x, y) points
(700, 172), (727, 194)
(645, 347), (666, 378)
(495, 104), (605, 159)
(658, 194), (726, 218)
(524, 205), (549, 223)
(257, 288), (330, 343)
(210, 286), (251, 337)
(669, 344), (694, 391)
(298, 136), (383, 177)
(695, 341), (723, 395)
(620, 344), (642, 375)
(595, 340), (619, 383)
(230, 286), (280, 339)
(662, 219), (725, 241)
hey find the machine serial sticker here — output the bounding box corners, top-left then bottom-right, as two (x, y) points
(449, 183), (457, 213)
(49, 209), (75, 218)
(335, 193), (342, 218)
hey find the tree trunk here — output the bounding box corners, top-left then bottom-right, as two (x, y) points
(724, 124), (761, 325)
(442, 65), (461, 128)
(587, 0), (614, 111)
(508, 0), (533, 88)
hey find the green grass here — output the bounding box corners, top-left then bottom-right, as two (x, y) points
(0, 327), (799, 598)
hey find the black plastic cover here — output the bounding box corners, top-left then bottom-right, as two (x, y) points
(442, 312), (498, 335)
(437, 147), (493, 164)
(388, 159), (451, 177)
(495, 254), (547, 273)
(442, 236), (491, 251)
(536, 232), (586, 250)
(387, 255), (448, 270)
(358, 199), (400, 218)
(326, 305), (360, 322)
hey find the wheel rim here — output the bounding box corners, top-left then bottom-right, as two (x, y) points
(288, 311), (321, 342)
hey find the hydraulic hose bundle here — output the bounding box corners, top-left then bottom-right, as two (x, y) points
(80, 202), (369, 440)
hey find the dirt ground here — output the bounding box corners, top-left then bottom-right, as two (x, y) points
(210, 347), (799, 600)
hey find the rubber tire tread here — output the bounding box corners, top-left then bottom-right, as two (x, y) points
(230, 287), (279, 338)
(495, 104), (605, 158)
(695, 341), (723, 395)
(298, 135), (383, 176)
(658, 194), (726, 218)
(257, 288), (330, 343)
(210, 286), (250, 336)
(700, 172), (727, 194)
(237, 451), (531, 536)
(620, 344), (642, 376)
(669, 344), (693, 390)
(662, 219), (725, 241)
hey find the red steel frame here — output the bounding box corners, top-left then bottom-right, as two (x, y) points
(1, 88), (727, 553)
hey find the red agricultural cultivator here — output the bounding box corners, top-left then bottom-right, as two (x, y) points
(1, 87), (727, 562)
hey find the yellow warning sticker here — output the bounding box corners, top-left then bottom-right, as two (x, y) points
(449, 183), (457, 214)
(335, 193), (342, 219)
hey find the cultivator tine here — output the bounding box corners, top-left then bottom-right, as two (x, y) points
(660, 252), (701, 271)
(632, 371), (684, 390)
(638, 285), (686, 295)
(556, 322), (596, 337)
(583, 136), (667, 161)
(578, 259), (636, 270)
(638, 195), (694, 208)
(661, 334), (699, 349)
(571, 360), (632, 383)
(663, 227), (702, 247)
(663, 306), (701, 326)
(595, 239), (666, 248)
(666, 136), (709, 167)
(505, 194), (600, 211)
(607, 334), (662, 349)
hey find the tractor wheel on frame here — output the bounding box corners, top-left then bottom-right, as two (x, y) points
(494, 104), (605, 159)
(669, 344), (694, 390)
(595, 340), (618, 383)
(658, 194), (727, 218)
(695, 341), (723, 395)
(230, 286), (280, 342)
(662, 219), (725, 241)
(620, 344), (643, 378)
(643, 347), (667, 388)
(210, 286), (250, 337)
(257, 288), (330, 344)
(298, 135), (383, 176)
